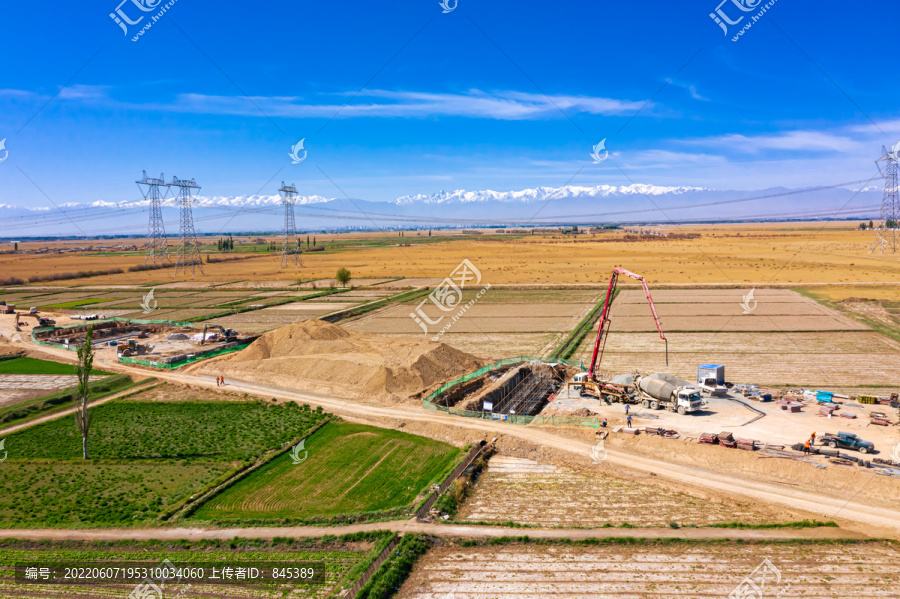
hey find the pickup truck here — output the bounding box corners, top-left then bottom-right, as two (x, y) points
(820, 432), (875, 454)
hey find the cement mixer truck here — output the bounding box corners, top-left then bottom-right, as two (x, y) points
(635, 373), (706, 415)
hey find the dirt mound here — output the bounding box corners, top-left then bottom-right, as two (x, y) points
(0, 334), (23, 356)
(570, 408), (595, 417)
(193, 319), (486, 404)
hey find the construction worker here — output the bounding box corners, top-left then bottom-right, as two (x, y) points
(803, 438), (811, 454)
(601, 418), (608, 428)
(810, 432), (816, 446)
(626, 414), (633, 428)
(625, 404), (630, 415)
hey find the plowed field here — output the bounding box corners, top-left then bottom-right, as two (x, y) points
(456, 456), (814, 527)
(576, 289), (898, 389)
(346, 289), (602, 359)
(398, 541), (900, 599)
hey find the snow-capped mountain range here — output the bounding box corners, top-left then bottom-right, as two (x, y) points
(394, 184), (707, 204)
(54, 194), (334, 210)
(1, 182), (883, 236)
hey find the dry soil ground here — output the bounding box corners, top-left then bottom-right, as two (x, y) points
(346, 289), (602, 358)
(0, 374), (103, 407)
(574, 288), (900, 393)
(547, 386), (900, 450)
(204, 300), (359, 333)
(4, 222), (900, 286)
(397, 541), (900, 599)
(456, 455), (819, 528)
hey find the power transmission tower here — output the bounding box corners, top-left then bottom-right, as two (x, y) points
(279, 181), (302, 268)
(170, 176), (204, 277)
(137, 171), (170, 264)
(872, 146), (900, 254)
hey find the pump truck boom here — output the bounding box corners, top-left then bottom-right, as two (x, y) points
(588, 268), (667, 378)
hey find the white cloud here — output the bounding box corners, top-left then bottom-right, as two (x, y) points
(689, 130), (865, 154)
(625, 149), (728, 166)
(100, 89), (648, 120)
(57, 84), (110, 100)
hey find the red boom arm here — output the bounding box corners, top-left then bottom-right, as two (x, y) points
(587, 268), (667, 377)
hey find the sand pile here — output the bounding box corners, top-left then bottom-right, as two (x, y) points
(193, 319), (485, 404)
(0, 334), (23, 356)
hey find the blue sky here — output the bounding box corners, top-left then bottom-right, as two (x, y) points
(1, 0), (898, 215)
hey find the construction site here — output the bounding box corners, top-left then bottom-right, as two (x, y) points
(2, 214), (900, 599)
(2, 11), (900, 594)
(15, 311), (258, 368)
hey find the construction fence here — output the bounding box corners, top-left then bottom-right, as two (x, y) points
(422, 356), (601, 428)
(118, 341), (253, 370)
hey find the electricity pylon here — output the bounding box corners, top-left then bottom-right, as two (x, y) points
(137, 171), (170, 264)
(170, 176), (204, 277)
(279, 181), (302, 268)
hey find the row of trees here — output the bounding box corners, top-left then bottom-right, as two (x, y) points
(217, 236), (235, 251)
(860, 220), (899, 229)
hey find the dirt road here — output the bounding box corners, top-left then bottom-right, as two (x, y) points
(0, 519), (861, 542)
(0, 380), (160, 436)
(7, 337), (900, 537)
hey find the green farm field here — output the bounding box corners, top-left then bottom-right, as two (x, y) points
(0, 461), (232, 526)
(0, 534), (390, 598)
(38, 297), (118, 310)
(0, 356), (110, 376)
(7, 400), (326, 461)
(0, 399), (329, 526)
(193, 422), (462, 523)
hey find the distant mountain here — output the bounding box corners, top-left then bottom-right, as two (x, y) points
(57, 194), (333, 210)
(394, 184), (707, 205)
(1, 183), (883, 237)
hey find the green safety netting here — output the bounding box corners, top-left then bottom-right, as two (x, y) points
(118, 341), (252, 369)
(422, 356), (599, 428)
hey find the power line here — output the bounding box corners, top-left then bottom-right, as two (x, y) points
(4, 177), (881, 233)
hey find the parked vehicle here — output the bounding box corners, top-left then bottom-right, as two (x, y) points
(698, 376), (728, 397)
(569, 373), (635, 403)
(820, 432), (875, 454)
(636, 373), (707, 415)
(569, 372), (706, 415)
